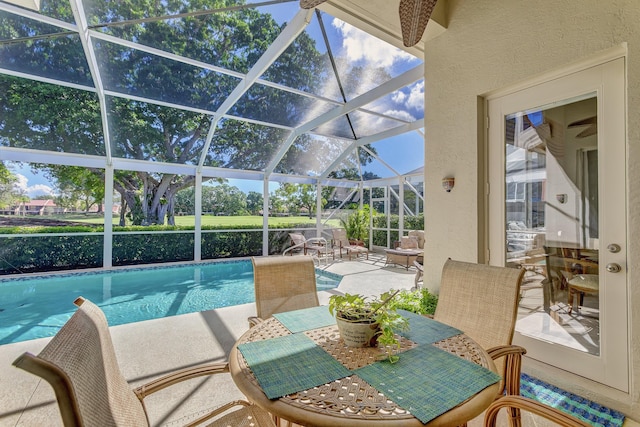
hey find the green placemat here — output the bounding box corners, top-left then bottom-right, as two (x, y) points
(355, 344), (501, 424)
(273, 305), (336, 333)
(238, 333), (350, 399)
(397, 310), (462, 345)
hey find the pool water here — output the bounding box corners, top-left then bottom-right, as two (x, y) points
(0, 260), (342, 345)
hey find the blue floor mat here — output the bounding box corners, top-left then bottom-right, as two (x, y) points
(521, 373), (625, 427)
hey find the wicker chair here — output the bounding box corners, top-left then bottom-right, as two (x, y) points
(484, 396), (591, 427)
(249, 256), (319, 327)
(435, 259), (526, 426)
(12, 297), (276, 427)
(331, 228), (369, 260)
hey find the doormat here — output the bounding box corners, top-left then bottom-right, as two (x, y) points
(521, 373), (625, 427)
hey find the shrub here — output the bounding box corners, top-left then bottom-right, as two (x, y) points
(389, 288), (438, 316)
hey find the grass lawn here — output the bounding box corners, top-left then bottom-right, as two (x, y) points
(1, 213), (341, 228)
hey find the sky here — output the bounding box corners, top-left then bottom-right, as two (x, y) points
(3, 3), (424, 198)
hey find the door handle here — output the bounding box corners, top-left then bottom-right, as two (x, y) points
(606, 263), (622, 273)
(607, 243), (621, 253)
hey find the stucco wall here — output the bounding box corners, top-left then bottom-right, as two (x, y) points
(422, 0), (639, 418)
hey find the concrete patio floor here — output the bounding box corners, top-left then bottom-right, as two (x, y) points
(0, 252), (421, 426)
(1, 252), (635, 427)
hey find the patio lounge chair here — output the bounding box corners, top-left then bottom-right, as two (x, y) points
(331, 228), (369, 260)
(435, 259), (526, 425)
(12, 297), (276, 427)
(285, 232), (333, 262)
(484, 395), (590, 427)
(249, 255), (319, 327)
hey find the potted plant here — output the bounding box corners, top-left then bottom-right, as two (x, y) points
(328, 290), (409, 363)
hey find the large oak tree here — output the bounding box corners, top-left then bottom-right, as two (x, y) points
(0, 0), (381, 225)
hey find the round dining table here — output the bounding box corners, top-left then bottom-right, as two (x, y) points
(229, 315), (501, 427)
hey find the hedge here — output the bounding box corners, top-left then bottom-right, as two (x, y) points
(0, 224), (313, 274)
(0, 218), (423, 274)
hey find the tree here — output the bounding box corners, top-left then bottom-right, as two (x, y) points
(0, 162), (26, 210)
(293, 184), (322, 218)
(0, 0), (383, 225)
(272, 183), (326, 217)
(246, 191), (263, 215)
(44, 166), (105, 213)
(174, 187), (195, 216)
(202, 184), (247, 215)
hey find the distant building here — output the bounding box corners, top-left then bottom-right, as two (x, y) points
(14, 199), (65, 215)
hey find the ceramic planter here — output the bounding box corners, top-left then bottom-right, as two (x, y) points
(336, 316), (380, 347)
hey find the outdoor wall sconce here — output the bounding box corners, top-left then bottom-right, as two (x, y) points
(442, 177), (455, 192)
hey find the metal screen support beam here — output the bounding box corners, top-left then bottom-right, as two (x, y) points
(69, 0), (113, 166)
(316, 182), (322, 237)
(103, 165), (113, 268)
(398, 176), (404, 238)
(320, 119), (423, 180)
(262, 179), (270, 255)
(270, 64), (425, 176)
(194, 172), (202, 261)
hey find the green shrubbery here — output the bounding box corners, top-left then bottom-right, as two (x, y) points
(372, 214), (424, 247)
(389, 287), (439, 316)
(0, 224), (306, 274)
(0, 217), (425, 274)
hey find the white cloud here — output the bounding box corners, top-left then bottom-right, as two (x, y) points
(392, 81), (424, 110)
(384, 81), (423, 120)
(332, 19), (415, 69)
(405, 80), (424, 110)
(392, 91), (407, 104)
(14, 174), (54, 198)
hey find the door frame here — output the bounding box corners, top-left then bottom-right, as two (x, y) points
(484, 51), (629, 392)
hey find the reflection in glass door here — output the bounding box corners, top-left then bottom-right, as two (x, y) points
(505, 96), (600, 356)
(488, 57), (628, 391)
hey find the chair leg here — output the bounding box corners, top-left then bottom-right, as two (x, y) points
(508, 407), (523, 427)
(568, 288), (574, 314)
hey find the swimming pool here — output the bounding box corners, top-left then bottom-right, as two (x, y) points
(0, 260), (342, 345)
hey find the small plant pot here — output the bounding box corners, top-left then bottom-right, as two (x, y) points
(336, 316), (380, 347)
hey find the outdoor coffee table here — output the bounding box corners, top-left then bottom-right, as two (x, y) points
(384, 248), (422, 270)
(229, 306), (501, 427)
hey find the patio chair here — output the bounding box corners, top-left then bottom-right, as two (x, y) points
(435, 259), (526, 424)
(331, 228), (369, 260)
(285, 232), (333, 262)
(413, 260), (424, 288)
(12, 297), (276, 427)
(562, 255), (599, 314)
(249, 256), (319, 327)
(484, 396), (591, 427)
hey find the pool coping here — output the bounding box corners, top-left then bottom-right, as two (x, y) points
(0, 257), (344, 283)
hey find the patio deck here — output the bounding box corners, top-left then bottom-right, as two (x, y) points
(0, 253), (634, 427)
(0, 252), (420, 426)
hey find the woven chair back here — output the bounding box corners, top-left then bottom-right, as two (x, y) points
(434, 259), (524, 384)
(252, 256), (319, 319)
(331, 228), (350, 246)
(13, 298), (149, 426)
(288, 233), (306, 246)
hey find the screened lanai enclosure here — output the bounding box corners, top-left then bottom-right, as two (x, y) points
(0, 0), (425, 274)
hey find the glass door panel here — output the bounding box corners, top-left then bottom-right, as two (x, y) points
(505, 96), (600, 356)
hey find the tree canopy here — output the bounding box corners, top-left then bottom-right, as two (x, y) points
(0, 0), (383, 225)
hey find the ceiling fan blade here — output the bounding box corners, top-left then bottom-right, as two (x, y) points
(568, 116), (597, 128)
(576, 126), (597, 138)
(400, 0), (438, 47)
(300, 0), (328, 9)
